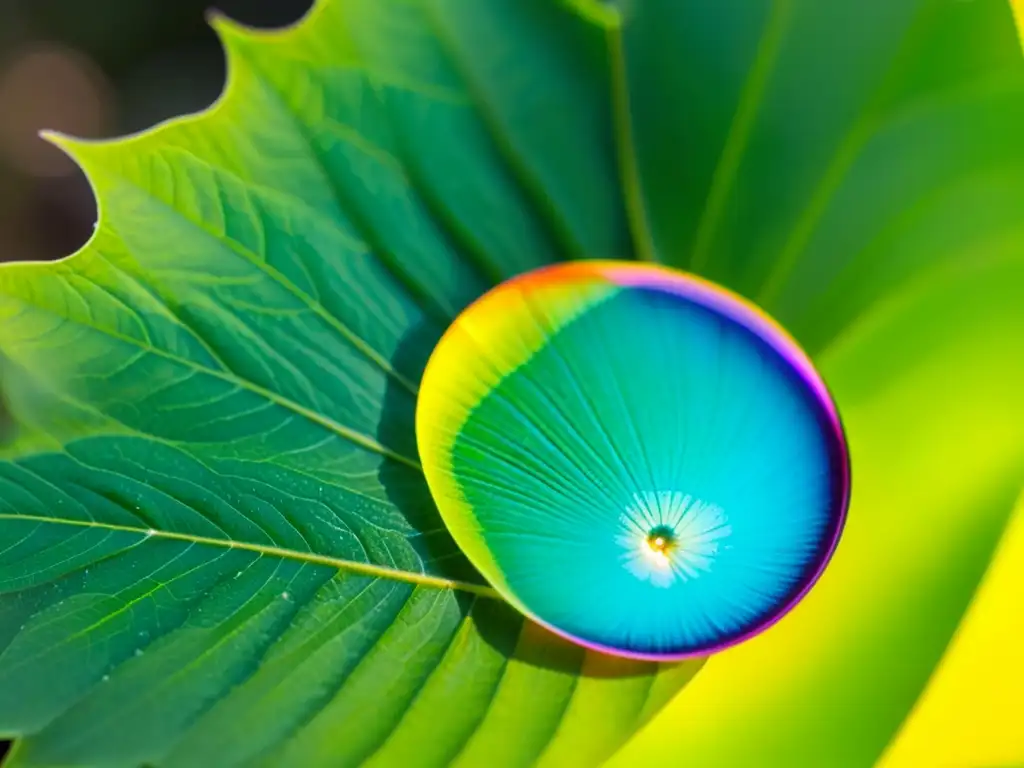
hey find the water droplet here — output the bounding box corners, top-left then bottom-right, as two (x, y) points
(418, 261), (851, 660)
(102, 674), (109, 682)
(281, 592), (290, 600)
(134, 648), (144, 657)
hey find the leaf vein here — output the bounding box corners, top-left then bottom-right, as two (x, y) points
(0, 514), (499, 598)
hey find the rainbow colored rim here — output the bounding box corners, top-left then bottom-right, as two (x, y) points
(417, 261), (850, 660)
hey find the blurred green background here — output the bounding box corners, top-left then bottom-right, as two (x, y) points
(0, 0), (311, 266)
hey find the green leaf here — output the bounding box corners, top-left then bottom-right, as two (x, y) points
(615, 0), (1024, 349)
(606, 0), (1024, 763)
(614, 247), (1024, 768)
(876, 488), (1024, 767)
(0, 2), (697, 766)
(2, 0), (1024, 765)
(614, 252), (1024, 766)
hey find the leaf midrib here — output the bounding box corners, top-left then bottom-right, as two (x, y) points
(604, 9), (657, 263)
(0, 513), (500, 598)
(689, 0), (793, 273)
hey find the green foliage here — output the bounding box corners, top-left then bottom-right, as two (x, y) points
(0, 0), (1022, 766)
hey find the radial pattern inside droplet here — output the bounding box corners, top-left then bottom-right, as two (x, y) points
(417, 261), (849, 659)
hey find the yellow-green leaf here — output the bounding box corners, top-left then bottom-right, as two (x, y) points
(614, 253), (1024, 766)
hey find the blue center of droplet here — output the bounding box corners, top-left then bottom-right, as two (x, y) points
(450, 284), (846, 657)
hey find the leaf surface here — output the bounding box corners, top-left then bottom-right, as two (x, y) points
(877, 488), (1024, 767)
(606, 0), (1024, 762)
(1, 0), (1023, 765)
(0, 2), (697, 766)
(614, 0), (1024, 349)
(614, 251), (1024, 766)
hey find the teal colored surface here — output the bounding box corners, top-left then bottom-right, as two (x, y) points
(452, 286), (843, 656)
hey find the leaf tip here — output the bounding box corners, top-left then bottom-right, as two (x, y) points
(204, 7), (238, 35)
(208, 0), (325, 48)
(38, 128), (69, 148)
(37, 129), (90, 165)
(37, 129), (108, 173)
(204, 7), (267, 58)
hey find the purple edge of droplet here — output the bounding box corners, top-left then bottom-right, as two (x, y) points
(502, 262), (852, 662)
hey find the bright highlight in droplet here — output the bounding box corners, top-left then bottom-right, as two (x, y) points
(648, 532), (670, 555)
